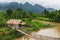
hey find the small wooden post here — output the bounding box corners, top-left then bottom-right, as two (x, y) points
(26, 36), (29, 40)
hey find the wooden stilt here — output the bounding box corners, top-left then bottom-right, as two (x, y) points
(26, 36), (29, 40)
(24, 35), (26, 40)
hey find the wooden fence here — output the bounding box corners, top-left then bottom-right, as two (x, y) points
(18, 34), (60, 40)
(39, 35), (60, 40)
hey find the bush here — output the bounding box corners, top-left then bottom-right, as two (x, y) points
(0, 27), (24, 40)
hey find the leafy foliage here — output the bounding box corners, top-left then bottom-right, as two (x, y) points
(43, 10), (60, 22)
(0, 8), (55, 40)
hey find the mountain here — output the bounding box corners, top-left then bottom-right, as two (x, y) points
(46, 8), (55, 12)
(0, 2), (55, 13)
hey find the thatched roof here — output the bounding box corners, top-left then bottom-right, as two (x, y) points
(6, 19), (26, 25)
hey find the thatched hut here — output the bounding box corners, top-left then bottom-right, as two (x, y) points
(6, 19), (26, 28)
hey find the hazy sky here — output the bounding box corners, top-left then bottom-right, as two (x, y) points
(0, 0), (60, 9)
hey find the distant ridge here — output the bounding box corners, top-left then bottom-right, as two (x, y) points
(0, 2), (55, 13)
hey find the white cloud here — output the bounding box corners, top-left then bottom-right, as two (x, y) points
(0, 0), (60, 9)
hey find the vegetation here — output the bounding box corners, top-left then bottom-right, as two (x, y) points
(43, 10), (60, 22)
(0, 8), (57, 40)
(0, 30), (23, 40)
(31, 21), (53, 31)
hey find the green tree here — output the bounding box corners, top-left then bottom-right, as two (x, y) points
(6, 8), (14, 18)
